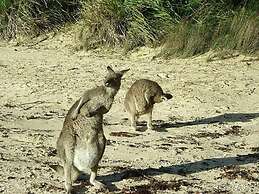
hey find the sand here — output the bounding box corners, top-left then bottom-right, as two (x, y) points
(0, 33), (259, 194)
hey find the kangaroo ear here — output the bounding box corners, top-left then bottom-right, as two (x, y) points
(119, 68), (130, 76)
(107, 66), (115, 74)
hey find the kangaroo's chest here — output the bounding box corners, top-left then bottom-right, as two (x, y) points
(73, 134), (106, 172)
(87, 95), (113, 114)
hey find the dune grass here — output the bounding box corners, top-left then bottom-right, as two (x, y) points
(78, 0), (173, 50)
(0, 0), (258, 56)
(0, 0), (81, 39)
(161, 6), (259, 58)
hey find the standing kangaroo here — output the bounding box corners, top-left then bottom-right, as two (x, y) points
(124, 79), (172, 130)
(55, 66), (129, 194)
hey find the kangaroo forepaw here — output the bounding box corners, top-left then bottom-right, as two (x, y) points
(71, 112), (78, 120)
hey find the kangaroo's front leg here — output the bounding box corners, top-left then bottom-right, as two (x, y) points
(71, 95), (90, 120)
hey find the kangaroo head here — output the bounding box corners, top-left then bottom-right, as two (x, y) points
(104, 66), (130, 89)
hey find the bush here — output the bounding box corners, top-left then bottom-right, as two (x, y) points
(161, 0), (259, 57)
(214, 9), (259, 53)
(78, 0), (173, 50)
(0, 0), (81, 39)
(0, 0), (258, 55)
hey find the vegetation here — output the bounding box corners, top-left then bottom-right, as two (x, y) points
(0, 0), (81, 39)
(0, 0), (258, 56)
(78, 0), (173, 50)
(161, 0), (259, 57)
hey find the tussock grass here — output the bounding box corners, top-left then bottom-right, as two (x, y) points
(0, 0), (258, 56)
(0, 0), (81, 39)
(78, 0), (172, 50)
(216, 9), (259, 53)
(161, 5), (259, 58)
(161, 21), (214, 57)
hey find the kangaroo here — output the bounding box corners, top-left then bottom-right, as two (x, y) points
(71, 66), (129, 120)
(54, 66), (129, 194)
(124, 79), (172, 130)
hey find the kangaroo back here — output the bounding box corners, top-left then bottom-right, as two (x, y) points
(125, 79), (165, 113)
(124, 79), (172, 131)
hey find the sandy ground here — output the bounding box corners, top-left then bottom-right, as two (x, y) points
(0, 33), (259, 194)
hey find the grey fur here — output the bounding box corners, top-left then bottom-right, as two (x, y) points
(124, 79), (172, 130)
(55, 66), (129, 193)
(71, 66), (129, 120)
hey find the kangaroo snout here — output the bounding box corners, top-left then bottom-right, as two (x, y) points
(162, 93), (173, 101)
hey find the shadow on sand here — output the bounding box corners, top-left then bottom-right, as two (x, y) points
(148, 112), (259, 132)
(74, 112), (259, 191)
(72, 153), (259, 192)
(103, 114), (259, 185)
(134, 112), (259, 132)
(101, 153), (259, 184)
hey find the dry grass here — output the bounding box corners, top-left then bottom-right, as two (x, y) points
(0, 0), (258, 56)
(0, 0), (80, 39)
(161, 8), (259, 58)
(78, 0), (172, 50)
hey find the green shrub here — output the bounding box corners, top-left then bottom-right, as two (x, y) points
(0, 0), (81, 39)
(161, 1), (259, 57)
(0, 0), (11, 11)
(214, 9), (259, 53)
(78, 0), (173, 50)
(0, 0), (258, 55)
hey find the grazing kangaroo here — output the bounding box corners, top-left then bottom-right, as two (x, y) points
(55, 66), (129, 194)
(124, 79), (172, 130)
